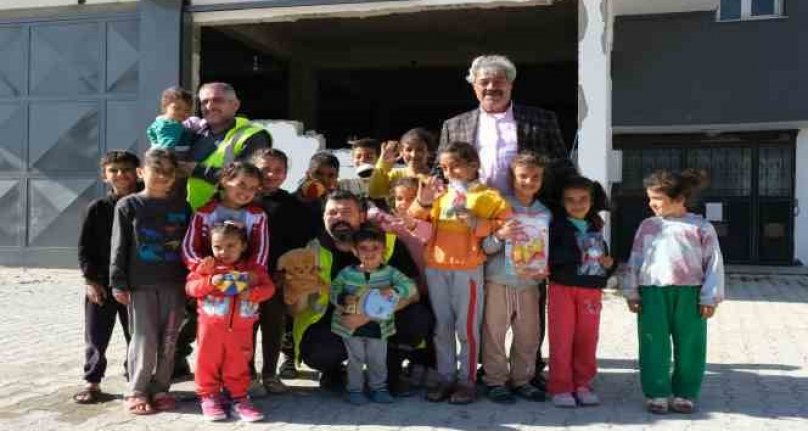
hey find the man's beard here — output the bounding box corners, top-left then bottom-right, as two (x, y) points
(329, 221), (355, 244)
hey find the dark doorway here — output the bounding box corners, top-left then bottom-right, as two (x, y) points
(612, 131), (797, 265)
(197, 2), (577, 149)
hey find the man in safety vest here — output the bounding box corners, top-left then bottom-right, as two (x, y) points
(173, 82), (272, 380)
(290, 190), (434, 396)
(183, 82), (272, 210)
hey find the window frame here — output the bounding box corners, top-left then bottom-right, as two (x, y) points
(717, 0), (785, 22)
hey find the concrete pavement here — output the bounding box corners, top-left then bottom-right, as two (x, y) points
(0, 268), (806, 430)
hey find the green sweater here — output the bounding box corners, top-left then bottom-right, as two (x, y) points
(329, 264), (415, 339)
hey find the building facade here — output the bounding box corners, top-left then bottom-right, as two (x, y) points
(0, 0), (802, 267)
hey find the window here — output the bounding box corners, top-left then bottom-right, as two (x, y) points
(718, 0), (784, 21)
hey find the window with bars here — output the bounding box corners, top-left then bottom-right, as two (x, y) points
(718, 0), (784, 21)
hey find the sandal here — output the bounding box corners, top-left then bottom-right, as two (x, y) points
(124, 394), (154, 415)
(645, 397), (669, 415)
(152, 392), (177, 411)
(670, 397), (695, 414)
(73, 386), (101, 404)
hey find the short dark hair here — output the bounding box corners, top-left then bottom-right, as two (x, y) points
(643, 169), (708, 204)
(308, 151), (340, 172)
(325, 189), (364, 212)
(440, 141), (480, 167)
(353, 223), (386, 246)
(100, 150), (139, 170)
(210, 222), (248, 246)
(142, 148), (178, 172)
(349, 138), (380, 154)
(160, 86), (193, 112)
(251, 148), (289, 169)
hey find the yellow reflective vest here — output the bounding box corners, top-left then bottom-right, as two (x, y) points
(292, 234), (396, 363)
(187, 117), (266, 210)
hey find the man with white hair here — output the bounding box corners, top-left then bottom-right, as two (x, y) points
(184, 82), (273, 210)
(438, 55), (569, 394)
(438, 55), (568, 194)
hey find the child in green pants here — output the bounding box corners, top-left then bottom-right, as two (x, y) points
(622, 169), (725, 414)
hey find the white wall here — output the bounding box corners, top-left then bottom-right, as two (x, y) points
(795, 129), (808, 265)
(254, 120), (325, 191)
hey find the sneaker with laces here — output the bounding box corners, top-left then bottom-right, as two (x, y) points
(200, 395), (227, 421)
(231, 397), (264, 422)
(575, 387), (600, 406)
(263, 376), (289, 394)
(552, 393), (577, 408)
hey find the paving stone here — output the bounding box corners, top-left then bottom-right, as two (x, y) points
(0, 269), (807, 430)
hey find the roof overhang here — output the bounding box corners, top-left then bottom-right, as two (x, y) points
(613, 0), (717, 16)
(189, 0), (555, 25)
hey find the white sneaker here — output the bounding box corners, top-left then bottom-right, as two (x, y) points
(552, 393), (577, 408)
(575, 387), (600, 406)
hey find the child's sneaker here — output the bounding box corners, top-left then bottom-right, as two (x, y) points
(231, 397), (264, 422)
(200, 395), (227, 421)
(575, 387), (600, 406)
(347, 391), (368, 405)
(645, 397), (669, 414)
(669, 397), (695, 414)
(552, 393), (577, 408)
(369, 389), (394, 404)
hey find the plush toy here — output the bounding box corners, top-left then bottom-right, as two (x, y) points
(277, 248), (328, 305)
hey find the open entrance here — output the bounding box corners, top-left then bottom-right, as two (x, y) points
(195, 1), (577, 148)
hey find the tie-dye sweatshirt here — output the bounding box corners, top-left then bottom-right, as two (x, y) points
(622, 213), (725, 306)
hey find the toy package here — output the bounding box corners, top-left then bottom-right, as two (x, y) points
(214, 271), (250, 296)
(505, 211), (550, 278)
(576, 231), (608, 276)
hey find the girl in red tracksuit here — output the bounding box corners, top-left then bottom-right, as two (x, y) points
(186, 223), (275, 422)
(182, 161), (268, 272)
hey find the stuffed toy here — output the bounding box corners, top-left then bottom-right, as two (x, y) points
(277, 248), (328, 305)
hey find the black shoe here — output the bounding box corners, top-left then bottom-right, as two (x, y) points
(513, 383), (546, 402)
(389, 378), (416, 398)
(530, 373), (547, 392)
(487, 385), (516, 404)
(318, 371), (345, 393)
(172, 361), (193, 381)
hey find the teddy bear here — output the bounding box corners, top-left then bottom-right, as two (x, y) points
(277, 248), (329, 306)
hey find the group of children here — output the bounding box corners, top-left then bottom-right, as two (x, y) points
(73, 86), (725, 422)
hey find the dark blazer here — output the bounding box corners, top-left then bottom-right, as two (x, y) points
(438, 103), (568, 161)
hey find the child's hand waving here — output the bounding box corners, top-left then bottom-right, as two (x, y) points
(416, 176), (443, 207)
(380, 141), (399, 165)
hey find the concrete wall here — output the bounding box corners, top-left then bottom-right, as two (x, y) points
(796, 129), (808, 265)
(612, 5), (808, 127)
